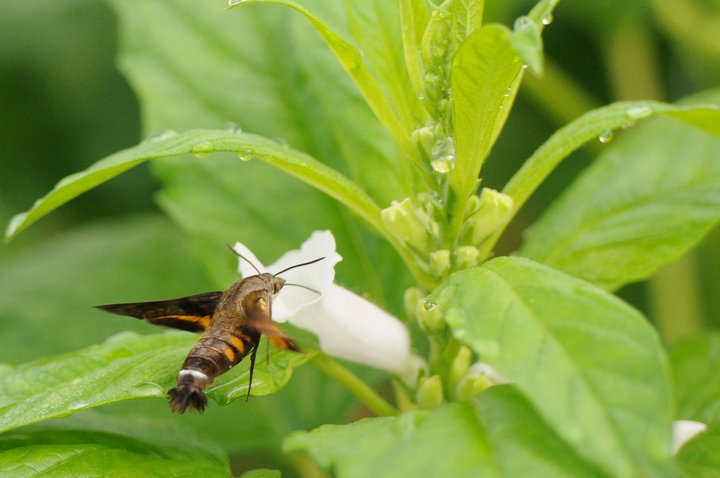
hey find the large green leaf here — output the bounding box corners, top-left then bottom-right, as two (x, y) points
(285, 385), (609, 478)
(518, 93), (720, 290)
(107, 0), (413, 307)
(430, 256), (674, 477)
(670, 333), (720, 427)
(0, 412), (230, 477)
(0, 331), (312, 434)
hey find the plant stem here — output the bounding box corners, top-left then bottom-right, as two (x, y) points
(311, 354), (398, 417)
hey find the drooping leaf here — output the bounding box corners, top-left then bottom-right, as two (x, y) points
(518, 93), (720, 290)
(670, 333), (720, 427)
(285, 386), (610, 478)
(0, 331), (312, 434)
(5, 129), (381, 242)
(430, 256), (674, 477)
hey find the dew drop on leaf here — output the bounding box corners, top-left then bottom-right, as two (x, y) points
(68, 400), (90, 411)
(598, 129), (614, 144)
(144, 129), (177, 142)
(626, 104), (653, 120)
(191, 142), (214, 158)
(128, 382), (165, 398)
(541, 14), (554, 25)
(514, 16), (531, 31)
(237, 150), (254, 161)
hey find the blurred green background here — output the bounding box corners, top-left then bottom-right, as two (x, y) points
(1, 0), (719, 474)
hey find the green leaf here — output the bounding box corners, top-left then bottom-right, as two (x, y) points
(0, 411), (229, 476)
(229, 0), (414, 160)
(239, 469), (281, 478)
(285, 386), (609, 477)
(399, 0), (429, 99)
(430, 256), (674, 477)
(670, 333), (720, 427)
(450, 24), (523, 217)
(517, 95), (720, 290)
(344, 0), (423, 131)
(451, 0), (484, 41)
(676, 426), (720, 478)
(0, 331), (313, 434)
(5, 129), (381, 242)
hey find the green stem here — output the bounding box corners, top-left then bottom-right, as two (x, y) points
(311, 354), (398, 417)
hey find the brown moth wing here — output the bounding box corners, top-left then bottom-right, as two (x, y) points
(96, 291), (223, 332)
(243, 293), (299, 352)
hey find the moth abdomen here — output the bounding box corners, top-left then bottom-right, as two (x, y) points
(169, 369), (211, 413)
(169, 331), (258, 413)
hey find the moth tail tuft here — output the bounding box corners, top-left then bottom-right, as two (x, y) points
(168, 372), (209, 413)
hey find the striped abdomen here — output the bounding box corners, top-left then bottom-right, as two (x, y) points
(169, 328), (259, 413)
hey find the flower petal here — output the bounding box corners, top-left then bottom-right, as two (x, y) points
(235, 230), (342, 321)
(288, 284), (411, 372)
(672, 419), (707, 454)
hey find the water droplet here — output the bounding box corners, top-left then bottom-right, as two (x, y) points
(224, 122), (242, 134)
(68, 400), (89, 411)
(514, 16), (532, 31)
(621, 120), (636, 130)
(521, 64), (529, 70)
(598, 129), (614, 144)
(191, 142), (214, 158)
(422, 299), (436, 312)
(431, 136), (456, 173)
(145, 129), (177, 142)
(237, 150), (254, 161)
(71, 377), (82, 385)
(431, 42), (446, 58)
(626, 104), (652, 120)
(541, 13), (554, 25)
(128, 382), (165, 398)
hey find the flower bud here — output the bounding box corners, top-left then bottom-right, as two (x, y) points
(417, 375), (444, 408)
(429, 249), (451, 278)
(454, 246), (479, 270)
(463, 188), (514, 246)
(416, 299), (445, 334)
(455, 373), (493, 401)
(381, 198), (430, 253)
(404, 287), (425, 321)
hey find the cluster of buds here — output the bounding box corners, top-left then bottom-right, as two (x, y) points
(382, 188), (513, 281)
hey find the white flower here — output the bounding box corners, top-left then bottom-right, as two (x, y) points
(232, 230), (412, 373)
(672, 420), (707, 454)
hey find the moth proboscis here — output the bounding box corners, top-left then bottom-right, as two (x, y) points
(97, 249), (323, 413)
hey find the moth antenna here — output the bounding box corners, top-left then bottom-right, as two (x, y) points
(274, 257), (325, 277)
(285, 283), (322, 295)
(227, 243), (262, 275)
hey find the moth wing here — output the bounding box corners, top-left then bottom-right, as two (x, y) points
(244, 292), (299, 352)
(96, 291), (223, 333)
